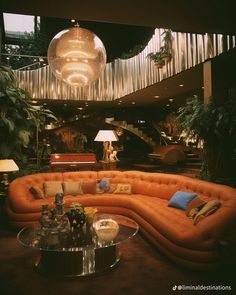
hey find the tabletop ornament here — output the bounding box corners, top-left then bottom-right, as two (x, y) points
(38, 195), (98, 248)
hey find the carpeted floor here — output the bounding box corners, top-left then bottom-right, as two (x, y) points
(0, 224), (235, 295)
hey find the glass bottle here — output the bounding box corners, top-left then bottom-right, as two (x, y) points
(54, 193), (69, 231)
(39, 204), (51, 229)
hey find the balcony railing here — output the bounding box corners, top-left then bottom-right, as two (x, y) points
(15, 28), (236, 101)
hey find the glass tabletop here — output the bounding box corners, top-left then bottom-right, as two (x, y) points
(17, 214), (139, 252)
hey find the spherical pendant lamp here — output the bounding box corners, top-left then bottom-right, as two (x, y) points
(47, 25), (107, 87)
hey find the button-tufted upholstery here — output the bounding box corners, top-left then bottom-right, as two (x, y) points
(5, 170), (236, 270)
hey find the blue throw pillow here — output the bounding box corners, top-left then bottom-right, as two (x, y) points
(168, 191), (198, 210)
(97, 178), (111, 192)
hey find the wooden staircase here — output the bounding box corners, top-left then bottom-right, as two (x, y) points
(184, 149), (202, 174)
(105, 118), (156, 148)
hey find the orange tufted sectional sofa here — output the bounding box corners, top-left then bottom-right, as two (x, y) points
(5, 170), (236, 270)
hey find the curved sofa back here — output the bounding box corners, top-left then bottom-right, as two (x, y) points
(8, 170), (235, 207)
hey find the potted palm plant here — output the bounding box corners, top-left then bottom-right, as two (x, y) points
(177, 92), (236, 181)
(0, 64), (57, 167)
(0, 64), (37, 159)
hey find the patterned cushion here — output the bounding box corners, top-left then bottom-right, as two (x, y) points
(193, 199), (221, 225)
(185, 197), (207, 217)
(96, 178), (111, 193)
(113, 183), (132, 194)
(108, 183), (118, 193)
(29, 186), (45, 199)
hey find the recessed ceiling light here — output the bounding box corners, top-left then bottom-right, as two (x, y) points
(71, 19), (76, 23)
(78, 107), (83, 110)
(201, 86), (204, 89)
(166, 104), (170, 107)
(132, 102), (136, 105)
(179, 84), (184, 87)
(154, 95), (160, 98)
(169, 98), (174, 102)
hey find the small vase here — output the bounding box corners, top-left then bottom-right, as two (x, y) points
(66, 208), (86, 231)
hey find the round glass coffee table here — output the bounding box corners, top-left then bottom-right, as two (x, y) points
(17, 214), (139, 277)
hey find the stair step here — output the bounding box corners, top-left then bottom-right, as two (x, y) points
(186, 160), (202, 164)
(186, 153), (200, 157)
(185, 163), (202, 168)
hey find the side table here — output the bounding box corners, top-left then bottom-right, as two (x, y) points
(17, 214), (139, 277)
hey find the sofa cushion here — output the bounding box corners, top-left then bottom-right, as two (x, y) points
(29, 186), (45, 199)
(81, 181), (97, 194)
(193, 199), (221, 225)
(98, 178), (111, 191)
(185, 197), (207, 217)
(108, 183), (117, 193)
(44, 181), (63, 197)
(168, 191), (198, 210)
(114, 183), (132, 194)
(63, 181), (83, 196)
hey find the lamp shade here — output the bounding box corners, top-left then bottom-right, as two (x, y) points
(47, 26), (107, 87)
(94, 130), (118, 142)
(0, 159), (19, 172)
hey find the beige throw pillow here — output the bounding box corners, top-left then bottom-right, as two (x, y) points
(44, 181), (63, 198)
(63, 182), (83, 196)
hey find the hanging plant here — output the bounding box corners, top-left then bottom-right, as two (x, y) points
(146, 52), (165, 68)
(160, 29), (173, 61)
(147, 29), (173, 68)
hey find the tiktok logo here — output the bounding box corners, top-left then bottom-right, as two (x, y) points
(173, 285), (177, 291)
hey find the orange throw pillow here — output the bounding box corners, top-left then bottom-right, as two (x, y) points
(81, 181), (97, 194)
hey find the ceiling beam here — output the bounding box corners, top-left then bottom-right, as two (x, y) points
(1, 0), (236, 34)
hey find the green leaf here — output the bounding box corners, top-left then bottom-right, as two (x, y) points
(0, 117), (14, 132)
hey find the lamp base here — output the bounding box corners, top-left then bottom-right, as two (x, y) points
(102, 142), (119, 163)
(0, 173), (9, 193)
(1, 173), (9, 186)
(100, 161), (117, 171)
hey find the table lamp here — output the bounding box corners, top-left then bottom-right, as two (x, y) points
(94, 130), (118, 162)
(0, 159), (19, 187)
